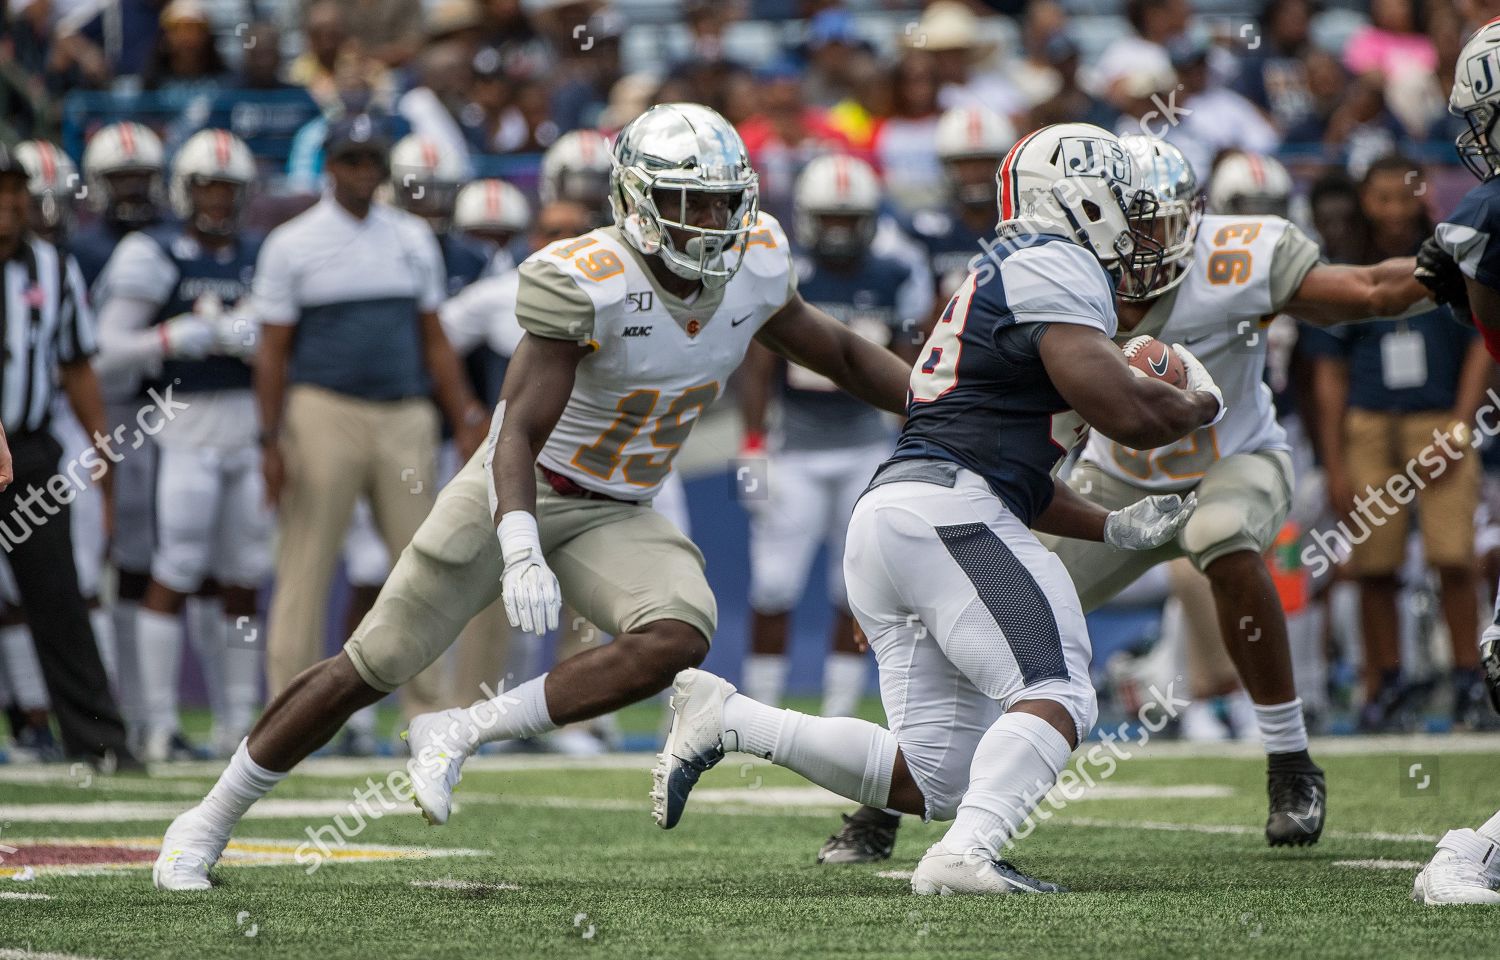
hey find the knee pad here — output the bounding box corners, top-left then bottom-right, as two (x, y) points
(1180, 501), (1260, 569)
(748, 571), (801, 616)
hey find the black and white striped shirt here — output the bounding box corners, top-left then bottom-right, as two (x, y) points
(0, 236), (97, 435)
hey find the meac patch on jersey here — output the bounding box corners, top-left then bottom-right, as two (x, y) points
(516, 214), (796, 500)
(1083, 213), (1321, 493)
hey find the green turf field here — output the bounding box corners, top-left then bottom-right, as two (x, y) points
(2, 723), (1497, 960)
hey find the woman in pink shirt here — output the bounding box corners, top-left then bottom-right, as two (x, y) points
(1343, 0), (1437, 79)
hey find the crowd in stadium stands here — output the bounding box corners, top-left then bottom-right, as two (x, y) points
(0, 0), (1498, 767)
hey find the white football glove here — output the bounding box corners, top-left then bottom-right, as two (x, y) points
(1170, 344), (1226, 426)
(497, 511), (561, 635)
(160, 313), (218, 359)
(215, 310), (258, 359)
(1104, 492), (1197, 551)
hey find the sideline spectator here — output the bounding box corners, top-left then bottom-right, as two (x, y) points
(1091, 0), (1191, 105)
(1234, 0), (1318, 133)
(1305, 156), (1492, 731)
(870, 50), (942, 215)
(307, 0), (424, 69)
(141, 0), (228, 95)
(1344, 0), (1437, 81)
(738, 57), (850, 219)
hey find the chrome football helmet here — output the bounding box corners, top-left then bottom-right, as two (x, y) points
(609, 103), (760, 289)
(1117, 134), (1201, 300)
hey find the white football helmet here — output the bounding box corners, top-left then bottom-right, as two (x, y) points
(455, 178), (531, 244)
(609, 103), (759, 289)
(389, 134), (467, 226)
(541, 129), (613, 217)
(170, 129), (256, 237)
(936, 106), (1017, 208)
(1452, 18), (1500, 180)
(15, 140), (80, 237)
(82, 121), (165, 227)
(1118, 134), (1202, 300)
(1208, 151), (1291, 217)
(793, 154), (880, 261)
(996, 123), (1159, 283)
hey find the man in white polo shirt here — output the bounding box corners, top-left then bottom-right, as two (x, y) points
(253, 114), (486, 721)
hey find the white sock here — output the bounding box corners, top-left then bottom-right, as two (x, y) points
(820, 653), (867, 718)
(1478, 809), (1500, 846)
(0, 624), (48, 710)
(137, 609), (184, 737)
(197, 738), (288, 833)
(723, 692), (895, 808)
(111, 600), (144, 738)
(457, 674), (556, 749)
(1253, 698), (1308, 754)
(218, 615), (261, 744)
(742, 654), (788, 707)
(942, 712), (1072, 858)
(90, 607), (118, 684)
(186, 597), (227, 719)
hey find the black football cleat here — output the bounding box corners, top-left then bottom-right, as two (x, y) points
(817, 806), (901, 864)
(1265, 756), (1325, 847)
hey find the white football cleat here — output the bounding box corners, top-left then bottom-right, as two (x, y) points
(403, 711), (472, 826)
(911, 842), (1067, 896)
(1412, 829), (1500, 905)
(651, 668), (736, 829)
(153, 805), (232, 891)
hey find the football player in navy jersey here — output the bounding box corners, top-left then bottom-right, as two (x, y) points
(94, 130), (270, 762)
(655, 123), (1224, 895)
(906, 106), (1017, 307)
(1411, 16), (1500, 906)
(737, 155), (930, 739)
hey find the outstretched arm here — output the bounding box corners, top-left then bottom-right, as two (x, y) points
(1285, 258), (1431, 326)
(755, 292), (910, 415)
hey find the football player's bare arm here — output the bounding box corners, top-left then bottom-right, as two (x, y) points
(255, 323), (296, 505)
(1286, 258), (1429, 326)
(1033, 479), (1110, 542)
(1039, 324), (1218, 450)
(491, 333), (589, 520)
(738, 340), (777, 440)
(419, 310), (487, 458)
(755, 293), (909, 415)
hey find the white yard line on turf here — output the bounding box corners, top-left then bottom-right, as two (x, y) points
(0, 892), (53, 901)
(410, 879), (521, 892)
(1063, 817), (1438, 844)
(0, 950), (110, 960)
(1333, 859), (1425, 870)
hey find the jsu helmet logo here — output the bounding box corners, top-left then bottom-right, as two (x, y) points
(1054, 137), (1131, 184)
(1467, 49), (1500, 98)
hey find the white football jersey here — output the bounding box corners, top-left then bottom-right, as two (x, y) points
(517, 215), (796, 499)
(1084, 214), (1320, 492)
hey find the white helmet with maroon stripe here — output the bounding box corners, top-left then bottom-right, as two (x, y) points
(15, 140), (80, 237)
(1452, 16), (1500, 180)
(793, 154), (880, 260)
(541, 129), (613, 218)
(995, 122), (1161, 285)
(389, 134), (466, 227)
(1208, 151), (1291, 217)
(82, 121), (165, 227)
(455, 178), (532, 244)
(936, 106), (1017, 208)
(170, 129), (256, 237)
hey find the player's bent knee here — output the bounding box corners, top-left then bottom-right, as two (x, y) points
(618, 620), (709, 689)
(1181, 502), (1260, 570)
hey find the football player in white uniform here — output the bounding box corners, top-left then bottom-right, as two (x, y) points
(1409, 17), (1500, 906)
(152, 103), (922, 890)
(95, 130), (270, 761)
(454, 177), (531, 276)
(820, 134), (1434, 863)
(738, 155), (927, 727)
(655, 123), (1221, 895)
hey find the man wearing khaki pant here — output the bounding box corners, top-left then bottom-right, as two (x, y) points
(252, 115), (485, 721)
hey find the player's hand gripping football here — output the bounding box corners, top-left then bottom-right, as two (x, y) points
(1103, 492), (1198, 551)
(1415, 235), (1471, 317)
(1169, 344), (1226, 426)
(498, 511), (561, 634)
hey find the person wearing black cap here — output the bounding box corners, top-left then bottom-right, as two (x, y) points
(252, 114), (487, 723)
(0, 142), (134, 770)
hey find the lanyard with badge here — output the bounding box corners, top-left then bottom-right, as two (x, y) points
(1380, 319), (1427, 390)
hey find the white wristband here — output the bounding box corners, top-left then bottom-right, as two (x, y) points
(497, 510), (542, 566)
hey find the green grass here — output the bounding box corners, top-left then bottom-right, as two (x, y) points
(2, 732), (1497, 959)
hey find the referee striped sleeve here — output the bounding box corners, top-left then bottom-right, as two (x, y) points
(56, 251), (97, 363)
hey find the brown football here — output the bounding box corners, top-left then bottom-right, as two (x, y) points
(1121, 335), (1188, 389)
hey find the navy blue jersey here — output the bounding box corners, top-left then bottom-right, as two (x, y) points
(906, 208), (989, 299)
(69, 220), (134, 291)
(778, 252), (913, 450)
(888, 234), (1117, 526)
(438, 231), (504, 407)
(142, 225), (262, 394)
(1437, 175), (1500, 290)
